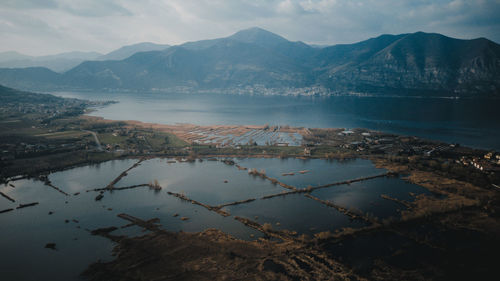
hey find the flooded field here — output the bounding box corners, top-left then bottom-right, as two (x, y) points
(1, 157), (437, 280)
(187, 126), (304, 146)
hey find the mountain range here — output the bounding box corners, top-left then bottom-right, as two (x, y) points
(0, 27), (499, 97)
(0, 42), (170, 72)
(0, 51), (102, 73)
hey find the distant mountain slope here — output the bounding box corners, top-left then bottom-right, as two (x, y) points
(312, 34), (407, 68)
(64, 28), (313, 89)
(0, 84), (66, 103)
(0, 28), (499, 96)
(97, 42), (170, 61)
(0, 67), (63, 90)
(318, 32), (500, 95)
(0, 51), (102, 72)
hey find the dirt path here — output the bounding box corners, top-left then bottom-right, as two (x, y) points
(84, 130), (102, 151)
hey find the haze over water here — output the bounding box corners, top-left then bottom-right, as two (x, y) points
(54, 91), (500, 150)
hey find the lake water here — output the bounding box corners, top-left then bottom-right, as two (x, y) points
(51, 91), (500, 150)
(0, 157), (432, 281)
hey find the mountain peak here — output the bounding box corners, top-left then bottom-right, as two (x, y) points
(405, 31), (448, 40)
(229, 27), (289, 45)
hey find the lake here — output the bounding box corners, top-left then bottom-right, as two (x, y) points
(51, 91), (500, 150)
(0, 157), (431, 281)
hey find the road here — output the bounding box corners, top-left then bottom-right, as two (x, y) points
(84, 130), (103, 151)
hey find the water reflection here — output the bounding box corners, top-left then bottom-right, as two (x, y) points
(0, 157), (435, 281)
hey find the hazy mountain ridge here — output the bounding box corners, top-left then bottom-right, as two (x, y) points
(0, 51), (102, 72)
(0, 42), (170, 73)
(0, 27), (499, 96)
(96, 42), (170, 61)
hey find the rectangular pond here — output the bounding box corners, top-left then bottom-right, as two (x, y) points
(0, 156), (437, 281)
(312, 177), (435, 219)
(234, 157), (386, 188)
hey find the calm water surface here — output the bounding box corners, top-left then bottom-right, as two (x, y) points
(52, 91), (500, 150)
(0, 157), (432, 281)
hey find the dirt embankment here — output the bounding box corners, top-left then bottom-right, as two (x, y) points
(84, 227), (361, 281)
(370, 156), (498, 229)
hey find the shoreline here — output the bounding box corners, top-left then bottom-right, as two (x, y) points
(49, 88), (500, 100)
(3, 113), (497, 186)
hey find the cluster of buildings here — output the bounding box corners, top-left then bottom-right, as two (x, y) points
(310, 128), (442, 157)
(3, 99), (90, 121)
(305, 128), (499, 171)
(460, 152), (500, 172)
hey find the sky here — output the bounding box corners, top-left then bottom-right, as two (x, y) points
(1, 0), (499, 56)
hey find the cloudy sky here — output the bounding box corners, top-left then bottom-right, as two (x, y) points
(1, 0), (499, 56)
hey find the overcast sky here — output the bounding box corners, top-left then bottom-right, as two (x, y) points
(1, 0), (499, 56)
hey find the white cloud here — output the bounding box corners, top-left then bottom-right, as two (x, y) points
(0, 0), (499, 56)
